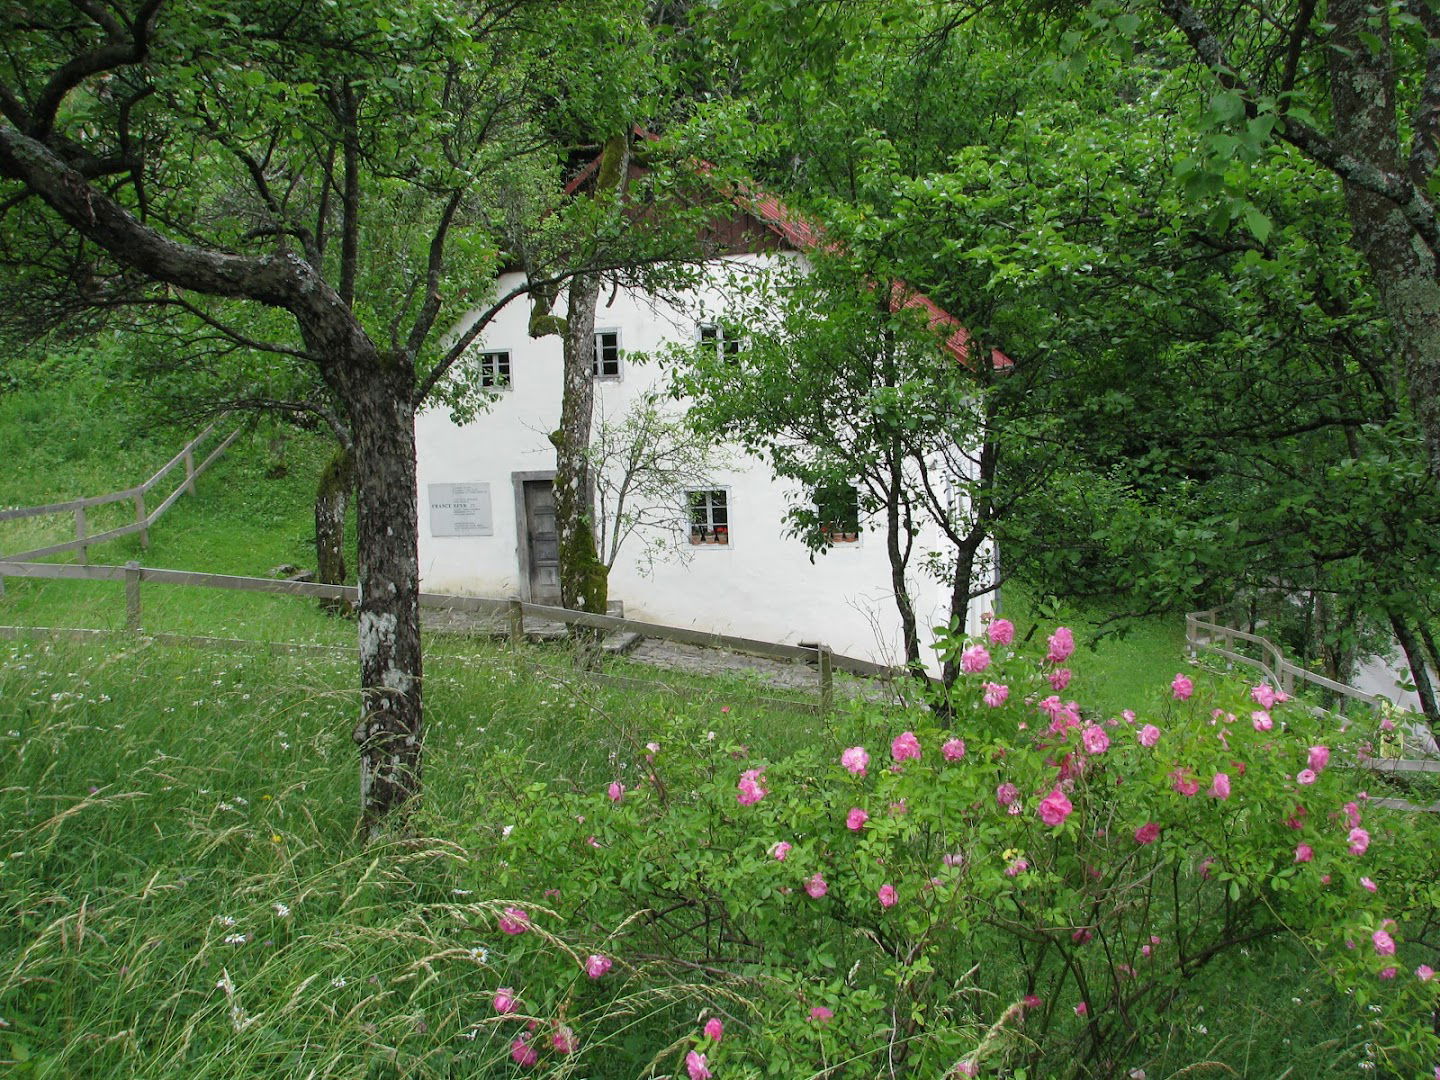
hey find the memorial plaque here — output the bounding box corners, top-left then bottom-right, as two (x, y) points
(428, 483), (493, 536)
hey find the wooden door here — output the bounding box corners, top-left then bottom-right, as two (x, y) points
(522, 479), (561, 604)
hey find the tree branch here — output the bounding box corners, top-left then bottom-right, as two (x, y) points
(30, 0), (163, 139)
(402, 187), (464, 363)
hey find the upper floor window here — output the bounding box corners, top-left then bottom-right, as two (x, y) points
(478, 350), (511, 390)
(699, 321), (743, 363)
(687, 488), (730, 546)
(816, 484), (860, 543)
(593, 329), (622, 379)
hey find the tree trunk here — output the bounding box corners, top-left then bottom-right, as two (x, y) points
(334, 359), (424, 836)
(883, 460), (922, 671)
(554, 269), (607, 620)
(941, 533), (985, 688)
(1328, 0), (1440, 485)
(315, 444), (356, 613)
(1389, 609), (1440, 724)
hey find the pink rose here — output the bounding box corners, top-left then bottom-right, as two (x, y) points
(607, 781), (624, 802)
(1170, 769), (1199, 797)
(1038, 786), (1074, 827)
(1209, 773), (1231, 799)
(1344, 801), (1362, 828)
(1349, 827), (1370, 855)
(1047, 626), (1075, 663)
(805, 873), (828, 899)
(891, 731), (921, 762)
(1252, 710), (1273, 732)
(1171, 673), (1194, 700)
(1380, 966), (1398, 979)
(685, 1050), (712, 1080)
(493, 987), (519, 1014)
(1252, 682), (1279, 709)
(1138, 724), (1161, 748)
(585, 954), (612, 979)
(498, 907), (529, 935)
(736, 768), (767, 806)
(983, 681), (1010, 708)
(1361, 877), (1377, 892)
(960, 644), (991, 674)
(1418, 965), (1436, 982)
(510, 1033), (538, 1066)
(1134, 822), (1160, 845)
(1081, 725), (1109, 754)
(840, 746), (870, 775)
(1005, 856), (1029, 877)
(996, 782), (1019, 808)
(1294, 843), (1314, 863)
(809, 1005), (833, 1022)
(1373, 929), (1396, 956)
(987, 617), (1015, 645)
(770, 840), (792, 861)
(1022, 994), (1042, 1009)
(1296, 769), (1317, 785)
(1308, 745), (1330, 772)
(941, 737), (966, 761)
(1049, 667), (1073, 691)
(702, 1017), (724, 1041)
(551, 1025), (577, 1054)
(1074, 1001), (1088, 1016)
(845, 807), (869, 831)
(878, 883), (897, 908)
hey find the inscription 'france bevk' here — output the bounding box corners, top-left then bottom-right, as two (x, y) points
(428, 483), (493, 537)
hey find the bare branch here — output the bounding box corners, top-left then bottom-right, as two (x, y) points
(31, 0), (163, 139)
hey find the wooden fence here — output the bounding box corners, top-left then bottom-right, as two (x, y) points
(1187, 607), (1440, 811)
(0, 559), (917, 707)
(0, 419), (242, 563)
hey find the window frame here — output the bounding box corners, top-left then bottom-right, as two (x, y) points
(685, 486), (732, 548)
(477, 349), (512, 390)
(592, 328), (622, 380)
(698, 320), (744, 364)
(815, 483), (861, 545)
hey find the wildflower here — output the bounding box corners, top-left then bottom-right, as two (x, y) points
(996, 782), (1019, 808)
(499, 907), (529, 935)
(646, 741), (660, 754)
(878, 883), (897, 908)
(1005, 856), (1029, 877)
(955, 1064), (979, 1078)
(960, 644), (991, 674)
(1308, 746), (1331, 772)
(1170, 769), (1200, 797)
(469, 946), (489, 963)
(1047, 626), (1075, 663)
(1049, 667), (1073, 691)
(1209, 773), (1231, 800)
(685, 1050), (712, 1080)
(987, 617), (1015, 645)
(891, 731), (921, 762)
(1252, 710), (1273, 732)
(983, 682), (1009, 707)
(1252, 682), (1280, 709)
(1171, 674), (1194, 701)
(272, 902), (291, 918)
(941, 738), (966, 761)
(1138, 724), (1161, 748)
(1038, 786), (1073, 827)
(1081, 725), (1109, 754)
(1284, 805), (1308, 829)
(1022, 994), (1042, 1009)
(1295, 843), (1314, 863)
(585, 954), (612, 978)
(805, 873), (828, 899)
(1122, 709), (1136, 723)
(846, 807), (869, 831)
(510, 1033), (538, 1066)
(1349, 827), (1371, 856)
(942, 852), (965, 867)
(703, 1017), (724, 1041)
(1134, 822), (1161, 845)
(493, 987), (519, 1014)
(1072, 927), (1093, 944)
(1418, 965), (1435, 981)
(809, 1005), (833, 1022)
(330, 975), (346, 988)
(224, 933), (248, 946)
(770, 841), (792, 861)
(607, 781), (624, 802)
(1379, 967), (1397, 979)
(736, 768), (767, 806)
(551, 1025), (577, 1053)
(1344, 801), (1362, 828)
(840, 746), (870, 776)
(1373, 929), (1396, 956)
(1074, 1001), (1089, 1016)
(1296, 769), (1317, 785)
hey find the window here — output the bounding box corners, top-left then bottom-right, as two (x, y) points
(816, 484), (860, 543)
(477, 350), (511, 389)
(592, 329), (621, 379)
(687, 488), (730, 546)
(699, 321), (743, 363)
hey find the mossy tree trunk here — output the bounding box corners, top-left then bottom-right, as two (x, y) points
(315, 444), (356, 613)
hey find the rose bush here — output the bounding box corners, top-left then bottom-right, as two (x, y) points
(459, 625), (1437, 1076)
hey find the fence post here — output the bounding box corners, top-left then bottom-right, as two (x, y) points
(184, 447), (197, 495)
(124, 560), (142, 631)
(818, 644), (833, 712)
(133, 491), (149, 548)
(508, 596), (524, 652)
(74, 506), (88, 564)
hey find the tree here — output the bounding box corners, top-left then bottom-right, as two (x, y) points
(0, 0), (637, 832)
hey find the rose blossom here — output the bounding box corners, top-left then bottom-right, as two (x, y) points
(1252, 710), (1273, 732)
(1252, 682), (1280, 709)
(1349, 827), (1370, 855)
(983, 682), (1009, 708)
(703, 1017), (724, 1041)
(805, 873), (828, 899)
(809, 1006), (833, 1022)
(1308, 745), (1331, 772)
(878, 883), (897, 908)
(685, 1050), (712, 1080)
(1081, 725), (1110, 754)
(493, 987), (519, 1014)
(770, 840), (792, 861)
(891, 731), (921, 762)
(1138, 724), (1161, 748)
(736, 768), (767, 806)
(498, 907), (529, 935)
(1294, 843), (1314, 863)
(1296, 768), (1317, 785)
(585, 954), (612, 978)
(510, 1033), (538, 1066)
(1047, 626), (1075, 663)
(1209, 773), (1231, 799)
(845, 807), (869, 831)
(840, 746), (870, 776)
(607, 781), (624, 802)
(1049, 667), (1073, 691)
(960, 644), (991, 674)
(987, 617), (1015, 645)
(996, 782), (1019, 808)
(1171, 673), (1194, 700)
(1373, 929), (1396, 956)
(1038, 786), (1074, 827)
(1134, 822), (1160, 845)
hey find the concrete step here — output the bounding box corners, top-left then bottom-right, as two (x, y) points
(601, 630), (642, 655)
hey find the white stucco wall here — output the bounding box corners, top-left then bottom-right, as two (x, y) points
(415, 256), (990, 674)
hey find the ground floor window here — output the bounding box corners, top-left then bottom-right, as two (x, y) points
(816, 484), (860, 543)
(687, 488), (730, 545)
(478, 350), (511, 389)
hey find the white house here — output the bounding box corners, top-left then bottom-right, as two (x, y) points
(415, 210), (996, 673)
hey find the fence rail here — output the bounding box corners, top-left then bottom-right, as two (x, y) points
(0, 559), (915, 703)
(0, 420), (242, 562)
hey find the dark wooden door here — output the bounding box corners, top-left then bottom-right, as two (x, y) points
(522, 479), (561, 604)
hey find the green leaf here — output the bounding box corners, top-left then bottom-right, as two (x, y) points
(1242, 204), (1272, 245)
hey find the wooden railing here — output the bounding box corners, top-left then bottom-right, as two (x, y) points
(0, 559), (920, 706)
(0, 420), (243, 563)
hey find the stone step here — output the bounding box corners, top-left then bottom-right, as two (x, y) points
(601, 630), (642, 655)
